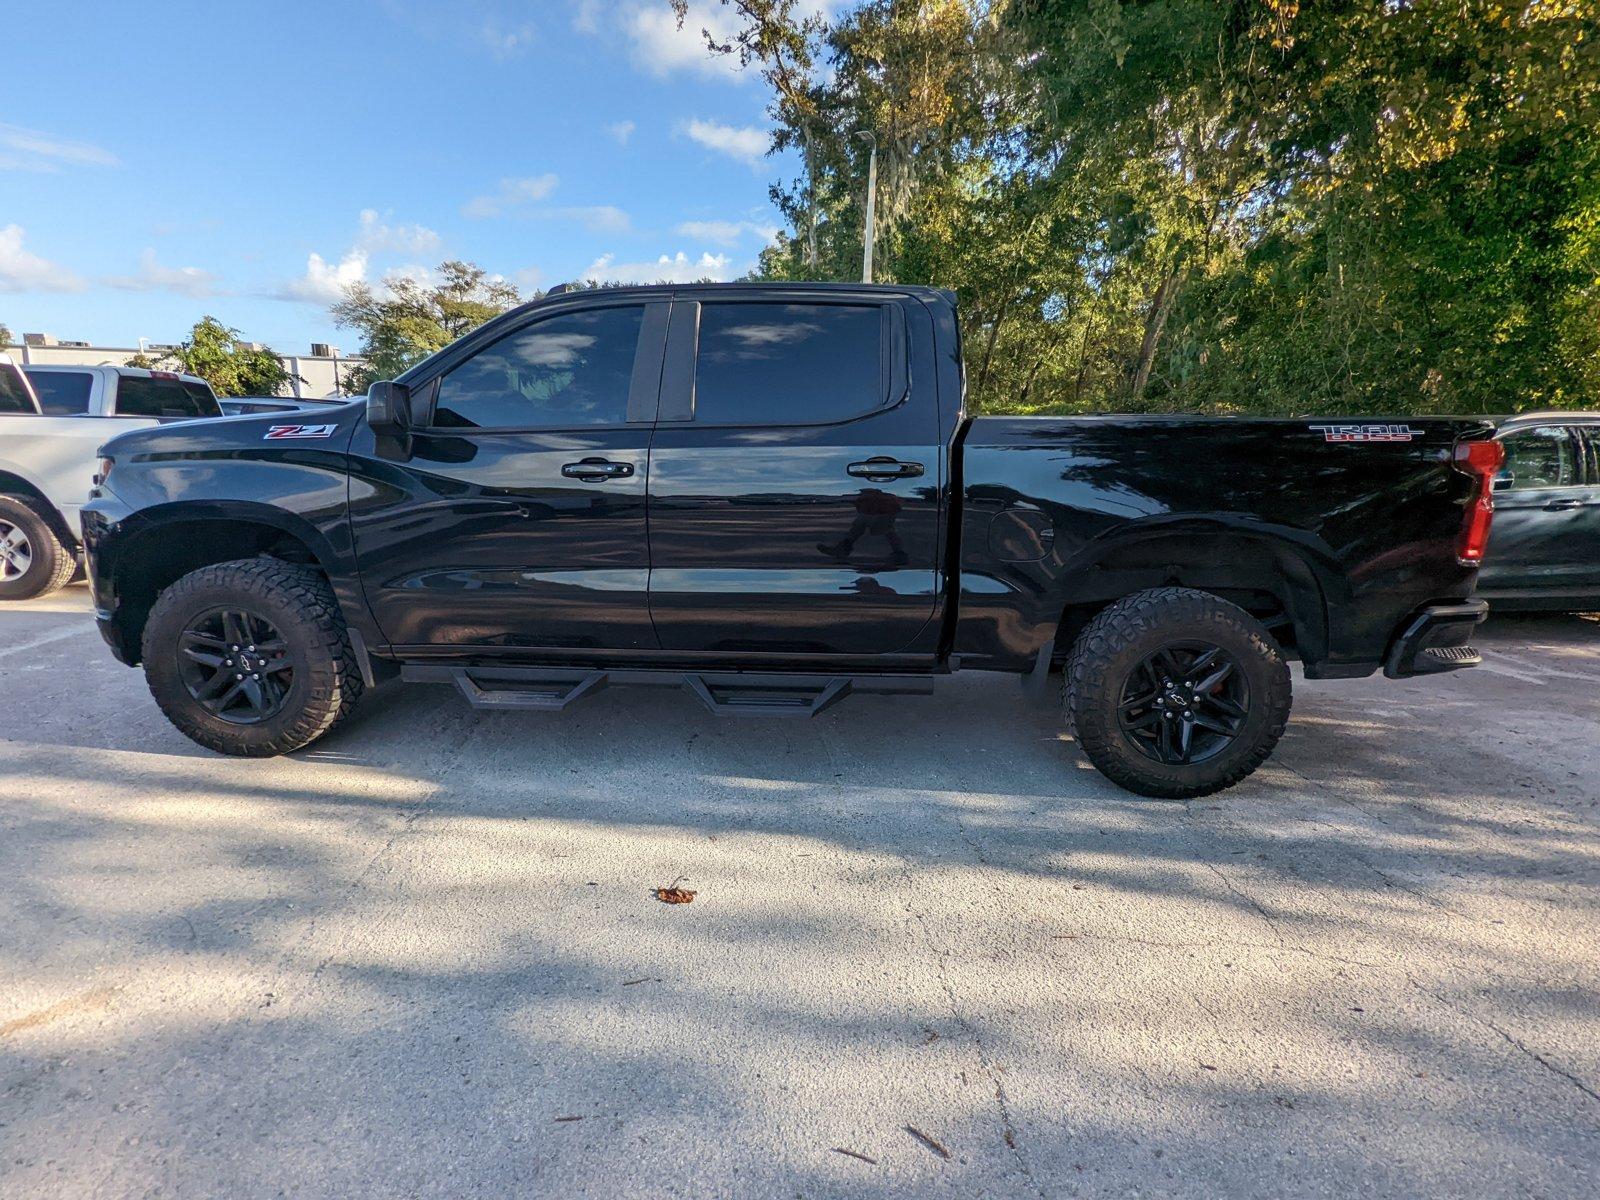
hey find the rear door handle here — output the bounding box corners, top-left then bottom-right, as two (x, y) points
(561, 458), (634, 482)
(847, 457), (924, 481)
(1543, 498), (1584, 511)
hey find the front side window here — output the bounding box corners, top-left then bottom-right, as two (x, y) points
(1498, 426), (1581, 490)
(116, 375), (222, 419)
(26, 370), (92, 414)
(693, 302), (885, 425)
(433, 306), (645, 430)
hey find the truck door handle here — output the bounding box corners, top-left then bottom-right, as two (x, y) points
(1543, 498), (1583, 511)
(561, 458), (634, 482)
(847, 457), (924, 481)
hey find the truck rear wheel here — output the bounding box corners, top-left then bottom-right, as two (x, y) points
(0, 495), (75, 601)
(1064, 587), (1292, 799)
(142, 558), (364, 756)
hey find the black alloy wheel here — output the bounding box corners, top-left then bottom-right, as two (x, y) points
(1116, 641), (1249, 766)
(176, 608), (294, 724)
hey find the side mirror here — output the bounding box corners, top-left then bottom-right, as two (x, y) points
(366, 380), (411, 436)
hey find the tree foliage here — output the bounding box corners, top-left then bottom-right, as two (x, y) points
(333, 261), (526, 392)
(133, 316), (292, 397)
(688, 0), (1600, 415)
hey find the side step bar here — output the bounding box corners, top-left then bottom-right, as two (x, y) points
(400, 664), (934, 719)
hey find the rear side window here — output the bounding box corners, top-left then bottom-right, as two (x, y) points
(115, 375), (221, 419)
(0, 365), (35, 414)
(693, 302), (885, 425)
(1498, 426), (1581, 490)
(26, 370), (93, 414)
(433, 305), (645, 429)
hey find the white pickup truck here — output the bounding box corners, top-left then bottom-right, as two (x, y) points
(0, 358), (223, 599)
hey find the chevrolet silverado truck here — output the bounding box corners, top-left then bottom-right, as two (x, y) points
(81, 283), (1503, 797)
(0, 362), (223, 599)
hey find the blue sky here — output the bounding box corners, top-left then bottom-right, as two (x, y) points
(0, 0), (807, 353)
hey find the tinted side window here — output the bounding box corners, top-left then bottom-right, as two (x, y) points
(116, 376), (221, 419)
(1498, 427), (1580, 490)
(693, 303), (885, 425)
(434, 306), (645, 430)
(0, 366), (35, 414)
(26, 370), (93, 414)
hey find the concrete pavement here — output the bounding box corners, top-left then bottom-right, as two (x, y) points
(2, 588), (1597, 1198)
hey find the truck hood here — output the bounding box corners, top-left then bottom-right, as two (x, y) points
(98, 399), (366, 459)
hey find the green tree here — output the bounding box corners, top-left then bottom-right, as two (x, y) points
(134, 317), (293, 396)
(703, 0), (1599, 416)
(332, 261), (525, 392)
(0, 323), (12, 347)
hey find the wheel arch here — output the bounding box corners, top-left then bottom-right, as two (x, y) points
(1048, 520), (1339, 668)
(103, 501), (345, 667)
(0, 469), (78, 552)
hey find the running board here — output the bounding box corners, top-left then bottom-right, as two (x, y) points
(401, 665), (932, 718)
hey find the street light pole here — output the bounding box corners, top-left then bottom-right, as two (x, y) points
(853, 130), (877, 283)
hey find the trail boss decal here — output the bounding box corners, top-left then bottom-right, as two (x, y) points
(264, 423), (339, 440)
(1308, 423), (1420, 444)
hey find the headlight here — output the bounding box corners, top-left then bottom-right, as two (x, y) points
(94, 456), (114, 487)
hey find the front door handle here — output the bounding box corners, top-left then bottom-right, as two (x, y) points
(847, 457), (924, 481)
(561, 458), (634, 482)
(1543, 498), (1583, 511)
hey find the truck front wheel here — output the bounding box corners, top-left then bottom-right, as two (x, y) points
(142, 558), (364, 756)
(0, 495), (75, 601)
(1064, 588), (1292, 799)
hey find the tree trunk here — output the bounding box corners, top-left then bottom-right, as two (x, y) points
(1130, 264), (1181, 400)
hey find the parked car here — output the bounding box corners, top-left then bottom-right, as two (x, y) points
(83, 283), (1504, 798)
(23, 365), (223, 421)
(1, 366), (223, 599)
(219, 396), (342, 417)
(1476, 413), (1600, 612)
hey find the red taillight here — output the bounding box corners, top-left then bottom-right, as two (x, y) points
(1452, 439), (1505, 567)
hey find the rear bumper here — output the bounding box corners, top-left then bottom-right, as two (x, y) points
(1383, 600), (1488, 679)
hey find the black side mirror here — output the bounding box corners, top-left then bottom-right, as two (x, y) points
(366, 380), (411, 436)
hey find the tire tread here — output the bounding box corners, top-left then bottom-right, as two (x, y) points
(142, 558), (363, 756)
(1063, 587), (1292, 799)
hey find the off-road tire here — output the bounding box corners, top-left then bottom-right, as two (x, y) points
(0, 495), (75, 601)
(142, 558), (364, 756)
(1064, 587), (1292, 799)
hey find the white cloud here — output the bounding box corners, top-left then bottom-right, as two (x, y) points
(0, 123), (118, 173)
(675, 218), (780, 246)
(550, 205), (632, 234)
(462, 173), (561, 219)
(275, 248), (368, 304)
(479, 17), (537, 59)
(0, 225), (86, 293)
(103, 249), (220, 298)
(578, 2), (838, 82)
(605, 119), (636, 146)
(271, 209), (440, 303)
(571, 0), (602, 35)
(355, 208), (440, 255)
(624, 2), (748, 81)
(582, 250), (735, 285)
(682, 118), (768, 168)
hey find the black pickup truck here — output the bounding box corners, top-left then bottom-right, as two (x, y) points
(82, 283), (1504, 797)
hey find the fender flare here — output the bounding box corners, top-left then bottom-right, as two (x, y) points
(1046, 516), (1342, 664)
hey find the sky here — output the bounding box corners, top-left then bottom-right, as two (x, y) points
(0, 0), (810, 354)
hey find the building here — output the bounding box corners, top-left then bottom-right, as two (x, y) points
(3, 334), (367, 399)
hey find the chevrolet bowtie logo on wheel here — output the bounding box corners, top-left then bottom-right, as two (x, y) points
(1308, 423), (1421, 443)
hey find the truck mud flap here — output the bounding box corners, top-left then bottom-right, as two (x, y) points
(402, 665), (933, 718)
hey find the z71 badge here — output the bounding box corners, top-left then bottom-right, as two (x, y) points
(1308, 423), (1419, 443)
(264, 423), (338, 440)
